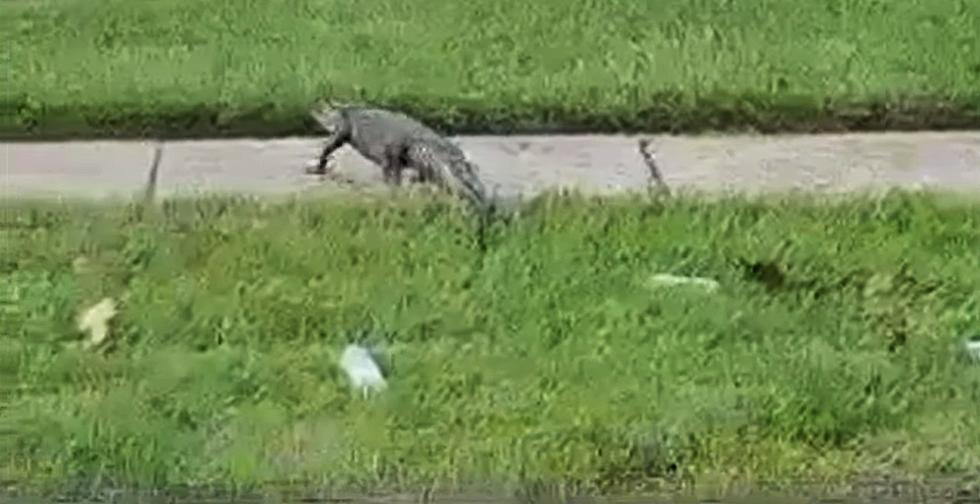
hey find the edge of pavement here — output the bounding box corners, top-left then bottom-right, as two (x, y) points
(2, 131), (980, 202)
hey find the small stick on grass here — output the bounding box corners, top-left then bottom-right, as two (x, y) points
(143, 141), (163, 204)
(638, 138), (671, 197)
(128, 141), (164, 222)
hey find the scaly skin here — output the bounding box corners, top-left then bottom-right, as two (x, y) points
(308, 102), (490, 211)
(400, 137), (490, 213)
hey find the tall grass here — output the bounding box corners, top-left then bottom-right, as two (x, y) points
(5, 0), (980, 138)
(2, 191), (979, 495)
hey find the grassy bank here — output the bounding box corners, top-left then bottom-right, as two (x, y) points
(5, 0), (980, 139)
(2, 191), (980, 495)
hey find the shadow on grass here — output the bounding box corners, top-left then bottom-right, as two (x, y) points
(4, 93), (980, 141)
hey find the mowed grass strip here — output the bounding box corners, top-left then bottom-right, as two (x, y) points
(4, 0), (980, 139)
(2, 191), (979, 493)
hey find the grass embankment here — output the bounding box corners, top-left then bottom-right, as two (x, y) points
(2, 191), (980, 496)
(4, 0), (980, 139)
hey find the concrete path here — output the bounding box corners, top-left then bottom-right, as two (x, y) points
(3, 132), (980, 200)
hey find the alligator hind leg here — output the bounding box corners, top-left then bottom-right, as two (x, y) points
(381, 143), (416, 189)
(381, 144), (403, 186)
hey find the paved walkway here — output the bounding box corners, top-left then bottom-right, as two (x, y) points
(3, 132), (980, 200)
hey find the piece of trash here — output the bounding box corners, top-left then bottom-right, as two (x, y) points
(76, 297), (118, 350)
(339, 343), (388, 397)
(964, 334), (980, 363)
(71, 256), (91, 274)
(647, 273), (721, 292)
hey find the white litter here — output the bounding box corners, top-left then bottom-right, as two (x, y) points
(76, 297), (118, 350)
(339, 344), (388, 397)
(964, 336), (980, 363)
(647, 273), (721, 293)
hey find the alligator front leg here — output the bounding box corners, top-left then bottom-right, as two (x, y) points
(307, 134), (348, 175)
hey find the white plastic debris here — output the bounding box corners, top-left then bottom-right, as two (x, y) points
(339, 344), (388, 397)
(76, 297), (118, 350)
(647, 273), (721, 293)
(964, 335), (980, 363)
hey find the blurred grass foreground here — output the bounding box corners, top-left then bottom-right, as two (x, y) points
(1, 191), (980, 494)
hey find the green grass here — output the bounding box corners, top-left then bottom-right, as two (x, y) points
(2, 191), (980, 497)
(4, 0), (980, 139)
